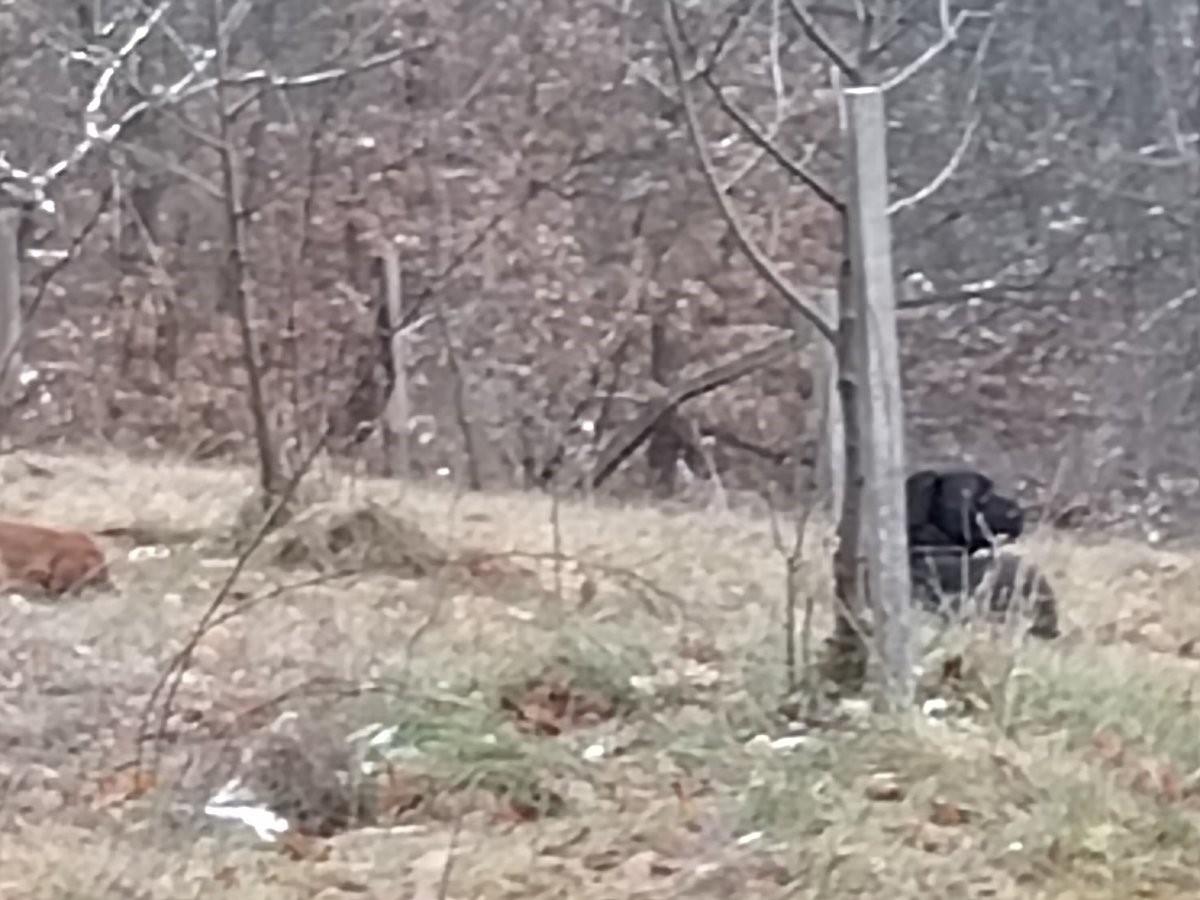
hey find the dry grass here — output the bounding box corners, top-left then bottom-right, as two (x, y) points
(2, 450), (1200, 898)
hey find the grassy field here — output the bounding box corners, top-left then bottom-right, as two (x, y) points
(3, 451), (1200, 899)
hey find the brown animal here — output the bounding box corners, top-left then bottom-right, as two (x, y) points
(0, 519), (112, 596)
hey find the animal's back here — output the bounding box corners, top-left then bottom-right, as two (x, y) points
(0, 519), (111, 595)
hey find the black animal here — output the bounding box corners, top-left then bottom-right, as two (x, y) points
(906, 469), (1024, 553)
(905, 468), (1058, 639)
(908, 546), (1060, 639)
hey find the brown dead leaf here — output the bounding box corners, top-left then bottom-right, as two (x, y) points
(500, 668), (618, 735)
(1130, 759), (1183, 804)
(373, 770), (430, 822)
(498, 798), (542, 823)
(1157, 762), (1183, 803)
(539, 826), (590, 856)
(1133, 622), (1177, 654)
(864, 773), (905, 802)
(617, 851), (678, 881)
(670, 776), (712, 803)
(492, 784), (564, 823)
(461, 552), (536, 583)
(680, 635), (722, 664)
(578, 577), (597, 609)
(515, 697), (564, 736)
(278, 831), (331, 861)
(1180, 768), (1200, 800)
(671, 778), (696, 825)
(1115, 612), (1162, 646)
(583, 849), (623, 871)
(213, 866), (239, 888)
(929, 798), (971, 826)
(90, 767), (157, 809)
(1091, 727), (1126, 766)
(904, 821), (953, 853)
(941, 655), (964, 682)
(327, 879), (369, 893)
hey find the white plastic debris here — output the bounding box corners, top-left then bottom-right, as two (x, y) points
(204, 802), (290, 842)
(681, 660), (721, 688)
(204, 779), (290, 842)
(744, 734), (773, 754)
(838, 698), (872, 719)
(769, 735), (810, 751)
(922, 697), (950, 719)
(199, 557), (239, 569)
(128, 545), (170, 562)
(582, 743), (606, 762)
(745, 733), (811, 754)
(628, 675), (658, 695)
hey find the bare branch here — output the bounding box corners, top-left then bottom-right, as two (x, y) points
(887, 13), (997, 214)
(12, 27), (433, 208)
(880, 5), (991, 92)
(888, 114), (978, 215)
(0, 186), (114, 387)
(662, 0), (835, 343)
(783, 0), (863, 85)
(723, 0), (787, 189)
(584, 334), (800, 490)
(698, 70), (844, 212)
(42, 47), (219, 190)
(675, 0), (843, 209)
(85, 1), (175, 138)
(213, 43), (432, 94)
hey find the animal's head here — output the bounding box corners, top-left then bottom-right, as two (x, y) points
(977, 492), (1024, 543)
(930, 470), (1025, 550)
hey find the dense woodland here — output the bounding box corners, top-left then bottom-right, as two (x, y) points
(2, 0), (1198, 538)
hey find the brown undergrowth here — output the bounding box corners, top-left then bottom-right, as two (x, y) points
(2, 450), (1200, 898)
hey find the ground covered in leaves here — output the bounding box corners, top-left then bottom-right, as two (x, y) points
(4, 452), (1200, 898)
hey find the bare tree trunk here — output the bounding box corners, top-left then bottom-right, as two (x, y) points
(844, 86), (912, 708)
(646, 314), (683, 495)
(210, 0), (281, 498)
(825, 226), (869, 691)
(435, 307), (483, 490)
(427, 163), (482, 490)
(0, 208), (21, 400)
(378, 242), (411, 478)
(817, 288), (844, 516)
